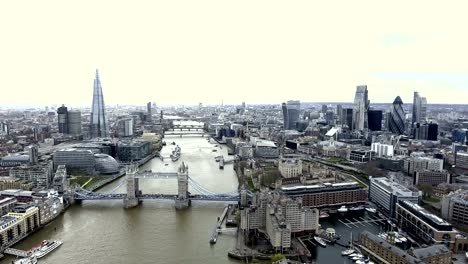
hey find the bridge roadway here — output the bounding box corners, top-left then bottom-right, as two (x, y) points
(74, 193), (240, 202)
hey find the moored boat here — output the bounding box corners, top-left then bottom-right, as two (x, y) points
(313, 236), (326, 247)
(31, 240), (63, 259)
(341, 248), (355, 256)
(365, 207), (377, 213)
(319, 212), (330, 218)
(14, 256), (37, 264)
(337, 206), (348, 213)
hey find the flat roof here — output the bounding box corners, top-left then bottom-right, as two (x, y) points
(256, 140), (277, 148)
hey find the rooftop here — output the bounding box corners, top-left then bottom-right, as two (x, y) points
(412, 244), (450, 259)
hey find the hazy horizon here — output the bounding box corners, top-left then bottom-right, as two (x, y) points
(1, 0), (468, 106)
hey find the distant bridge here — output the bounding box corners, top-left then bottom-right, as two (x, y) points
(73, 163), (250, 209)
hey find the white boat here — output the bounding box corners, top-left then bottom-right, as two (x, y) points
(465, 252), (468, 259)
(337, 206), (348, 213)
(365, 207), (377, 213)
(351, 256), (361, 260)
(341, 248), (355, 256)
(355, 260), (365, 264)
(313, 236), (327, 247)
(14, 256), (37, 264)
(31, 240), (63, 259)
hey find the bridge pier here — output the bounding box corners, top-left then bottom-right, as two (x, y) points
(124, 164), (141, 209)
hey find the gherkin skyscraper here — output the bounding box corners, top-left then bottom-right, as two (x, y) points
(90, 70), (108, 138)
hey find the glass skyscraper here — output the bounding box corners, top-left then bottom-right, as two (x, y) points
(389, 96), (406, 135)
(90, 70), (108, 138)
(353, 85), (369, 131)
(412, 91), (427, 127)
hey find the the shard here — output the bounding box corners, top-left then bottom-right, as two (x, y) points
(90, 69), (108, 138)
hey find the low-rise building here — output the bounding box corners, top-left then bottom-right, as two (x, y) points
(441, 190), (468, 226)
(0, 197), (16, 217)
(369, 177), (420, 218)
(456, 152), (468, 170)
(403, 156), (443, 175)
(411, 245), (451, 264)
(414, 170), (451, 186)
(282, 182), (367, 208)
(348, 149), (373, 163)
(254, 140), (279, 159)
(0, 177), (33, 191)
(278, 158), (302, 178)
(9, 161), (53, 189)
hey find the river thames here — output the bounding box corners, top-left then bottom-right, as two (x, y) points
(3, 136), (240, 264)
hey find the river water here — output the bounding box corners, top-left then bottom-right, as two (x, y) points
(3, 136), (240, 264)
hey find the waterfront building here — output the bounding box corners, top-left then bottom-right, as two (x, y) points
(54, 149), (96, 175)
(116, 140), (151, 162)
(359, 230), (451, 264)
(57, 104), (68, 134)
(90, 70), (108, 138)
(9, 161), (53, 189)
(0, 190), (34, 203)
(371, 142), (394, 157)
(33, 192), (64, 225)
(412, 245), (451, 264)
(236, 143), (253, 159)
(369, 177), (420, 218)
(403, 156), (443, 175)
(389, 96), (406, 135)
(281, 182), (367, 208)
(455, 152), (468, 170)
(0, 205), (40, 249)
(266, 204), (291, 252)
(353, 85), (369, 131)
(396, 200), (466, 251)
(368, 109), (383, 131)
(359, 230), (421, 264)
(278, 158), (302, 178)
(413, 170), (451, 186)
(94, 154), (120, 174)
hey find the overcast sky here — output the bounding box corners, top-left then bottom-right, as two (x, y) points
(1, 0), (468, 107)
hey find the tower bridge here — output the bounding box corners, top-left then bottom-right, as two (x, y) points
(73, 163), (248, 209)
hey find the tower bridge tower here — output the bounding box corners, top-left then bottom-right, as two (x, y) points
(175, 162), (190, 209)
(124, 164), (140, 208)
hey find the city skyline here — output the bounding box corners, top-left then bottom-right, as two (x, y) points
(1, 1), (468, 106)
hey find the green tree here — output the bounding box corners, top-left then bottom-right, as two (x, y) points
(271, 254), (285, 263)
(418, 182), (434, 198)
(261, 169), (280, 186)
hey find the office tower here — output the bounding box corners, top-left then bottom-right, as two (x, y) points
(336, 105), (343, 123)
(282, 103), (289, 129)
(389, 96), (406, 135)
(412, 91), (427, 127)
(342, 108), (354, 129)
(28, 145), (38, 165)
(90, 70), (108, 138)
(413, 123), (438, 141)
(117, 118), (134, 137)
(146, 102), (152, 122)
(57, 104), (68, 134)
(0, 121), (9, 135)
(242, 102), (246, 109)
(368, 110), (383, 131)
(321, 105), (327, 114)
(67, 110), (82, 135)
(286, 100), (300, 130)
(353, 85), (369, 131)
